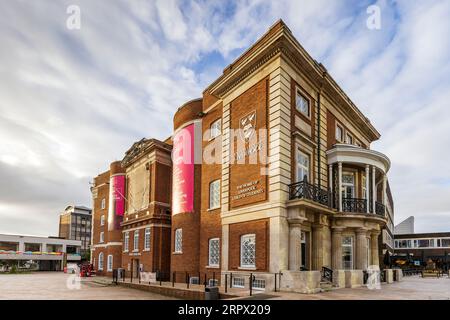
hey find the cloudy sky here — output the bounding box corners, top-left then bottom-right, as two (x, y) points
(0, 0), (449, 236)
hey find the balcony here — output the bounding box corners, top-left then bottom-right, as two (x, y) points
(288, 183), (386, 217)
(289, 181), (331, 207)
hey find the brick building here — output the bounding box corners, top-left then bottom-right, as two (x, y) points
(91, 20), (395, 292)
(170, 20), (395, 291)
(91, 139), (172, 278)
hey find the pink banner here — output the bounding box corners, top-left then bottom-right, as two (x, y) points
(172, 124), (194, 215)
(109, 174), (125, 230)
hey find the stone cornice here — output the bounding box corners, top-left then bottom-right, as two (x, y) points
(207, 25), (380, 142)
(121, 138), (172, 168)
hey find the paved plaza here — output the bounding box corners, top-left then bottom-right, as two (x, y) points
(0, 272), (449, 300)
(0, 272), (177, 300)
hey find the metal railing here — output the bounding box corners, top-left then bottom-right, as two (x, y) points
(288, 181), (331, 207)
(342, 197), (367, 213)
(321, 266), (333, 283)
(375, 201), (386, 217)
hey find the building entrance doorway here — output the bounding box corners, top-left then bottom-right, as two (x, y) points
(130, 258), (140, 279)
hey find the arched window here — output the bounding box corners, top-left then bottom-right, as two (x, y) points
(107, 255), (113, 272)
(98, 252), (104, 270)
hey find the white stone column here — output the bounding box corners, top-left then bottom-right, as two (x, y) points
(221, 224), (229, 271)
(382, 174), (387, 216)
(18, 241), (25, 252)
(356, 229), (368, 270)
(312, 225), (323, 270)
(365, 165), (370, 213)
(331, 228), (344, 270)
(329, 164), (333, 194)
(338, 162), (343, 212)
(372, 166), (376, 213)
(371, 232), (380, 267)
(288, 225), (302, 271)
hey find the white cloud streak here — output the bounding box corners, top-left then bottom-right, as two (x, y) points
(0, 0), (449, 235)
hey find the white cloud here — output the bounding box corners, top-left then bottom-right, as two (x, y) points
(0, 0), (449, 235)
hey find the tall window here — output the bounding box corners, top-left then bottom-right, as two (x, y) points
(342, 236), (353, 270)
(362, 174), (367, 199)
(174, 229), (182, 253)
(346, 133), (353, 145)
(98, 252), (104, 270)
(101, 198), (106, 210)
(240, 234), (256, 268)
(144, 228), (151, 250)
(124, 232), (129, 252)
(336, 125), (343, 142)
(296, 150), (310, 182)
(107, 255), (113, 272)
(209, 180), (221, 209)
(295, 90), (310, 117)
(99, 231), (104, 243)
(208, 238), (220, 267)
(133, 230), (139, 251)
(341, 173), (355, 199)
(210, 119), (221, 139)
(100, 215), (105, 226)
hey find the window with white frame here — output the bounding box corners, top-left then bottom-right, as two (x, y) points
(209, 279), (219, 287)
(101, 198), (106, 210)
(98, 252), (104, 270)
(296, 149), (310, 182)
(252, 279), (266, 290)
(133, 230), (139, 251)
(174, 229), (182, 253)
(336, 125), (343, 142)
(295, 90), (310, 117)
(342, 236), (353, 270)
(100, 215), (105, 226)
(189, 277), (199, 284)
(232, 277), (245, 288)
(99, 231), (104, 243)
(346, 133), (353, 145)
(208, 238), (220, 267)
(240, 234), (256, 268)
(341, 173), (355, 199)
(107, 254), (113, 272)
(209, 180), (221, 209)
(210, 119), (221, 139)
(144, 228), (151, 250)
(124, 232), (129, 252)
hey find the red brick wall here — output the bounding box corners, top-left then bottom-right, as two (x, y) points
(229, 78), (269, 209)
(199, 103), (223, 275)
(228, 219), (269, 271)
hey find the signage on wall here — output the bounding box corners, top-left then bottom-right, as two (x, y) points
(239, 111), (256, 141)
(108, 174), (125, 231)
(232, 180), (264, 201)
(229, 78), (268, 209)
(172, 123), (195, 215)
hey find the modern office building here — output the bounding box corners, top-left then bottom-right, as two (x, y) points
(58, 205), (92, 259)
(0, 233), (81, 271)
(393, 217), (449, 269)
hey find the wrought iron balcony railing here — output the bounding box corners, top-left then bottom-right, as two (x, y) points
(288, 181), (386, 218)
(375, 201), (386, 217)
(342, 197), (367, 213)
(288, 181), (331, 207)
